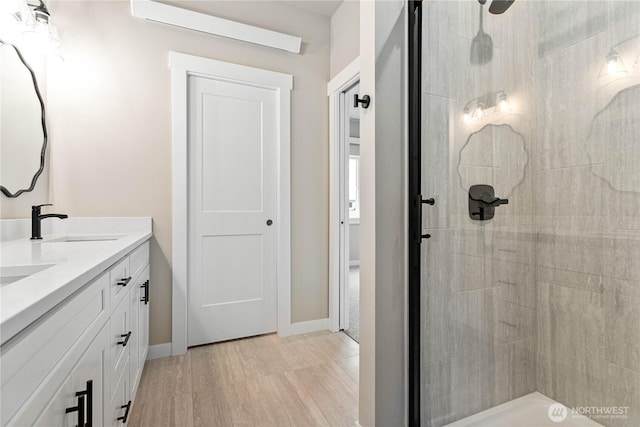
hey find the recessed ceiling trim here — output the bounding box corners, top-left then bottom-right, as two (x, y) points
(130, 0), (302, 54)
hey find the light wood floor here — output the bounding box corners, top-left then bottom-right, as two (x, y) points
(128, 331), (359, 427)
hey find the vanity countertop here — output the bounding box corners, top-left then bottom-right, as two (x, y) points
(0, 217), (152, 346)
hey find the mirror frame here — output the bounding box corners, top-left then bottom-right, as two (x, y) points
(0, 40), (48, 198)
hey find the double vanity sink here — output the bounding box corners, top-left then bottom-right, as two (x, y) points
(1, 219), (152, 344)
(0, 263), (56, 285)
(0, 217), (152, 426)
(0, 236), (124, 285)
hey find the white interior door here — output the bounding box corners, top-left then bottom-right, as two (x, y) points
(188, 75), (277, 347)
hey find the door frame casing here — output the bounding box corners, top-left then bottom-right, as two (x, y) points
(327, 57), (360, 332)
(169, 52), (293, 356)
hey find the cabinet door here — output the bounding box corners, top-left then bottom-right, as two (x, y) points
(69, 324), (109, 427)
(110, 295), (130, 401)
(31, 376), (73, 426)
(1, 272), (109, 426)
(109, 356), (130, 427)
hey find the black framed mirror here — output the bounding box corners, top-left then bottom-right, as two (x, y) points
(0, 39), (47, 198)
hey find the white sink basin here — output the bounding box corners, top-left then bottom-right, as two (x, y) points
(44, 234), (125, 243)
(0, 263), (57, 285)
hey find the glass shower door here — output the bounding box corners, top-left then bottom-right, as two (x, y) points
(416, 1), (640, 426)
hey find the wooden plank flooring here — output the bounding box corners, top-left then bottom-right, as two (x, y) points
(129, 331), (359, 427)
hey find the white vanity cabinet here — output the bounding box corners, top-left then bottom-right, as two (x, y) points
(1, 240), (150, 427)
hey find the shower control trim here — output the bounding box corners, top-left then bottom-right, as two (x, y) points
(468, 184), (508, 221)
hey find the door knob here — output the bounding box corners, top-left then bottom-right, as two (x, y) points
(266, 219), (273, 226)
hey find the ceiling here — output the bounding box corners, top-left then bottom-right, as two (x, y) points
(276, 0), (343, 18)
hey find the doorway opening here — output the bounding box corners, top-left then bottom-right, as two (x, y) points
(341, 82), (361, 343)
(328, 58), (360, 343)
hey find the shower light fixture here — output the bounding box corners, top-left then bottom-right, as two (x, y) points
(462, 90), (512, 124)
(598, 36), (640, 79)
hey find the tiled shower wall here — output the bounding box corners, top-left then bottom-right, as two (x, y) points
(534, 2), (640, 427)
(421, 1), (539, 424)
(420, 1), (639, 426)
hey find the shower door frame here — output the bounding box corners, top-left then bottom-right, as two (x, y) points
(407, 1), (422, 427)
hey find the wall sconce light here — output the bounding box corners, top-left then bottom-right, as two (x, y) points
(22, 0), (61, 49)
(0, 0), (61, 52)
(463, 90), (512, 124)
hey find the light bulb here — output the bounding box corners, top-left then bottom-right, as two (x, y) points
(495, 91), (512, 113)
(607, 57), (619, 74)
(463, 106), (473, 124)
(605, 48), (627, 76)
(473, 103), (486, 120)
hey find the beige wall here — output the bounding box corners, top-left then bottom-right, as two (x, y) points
(330, 0), (360, 78)
(20, 0), (331, 345)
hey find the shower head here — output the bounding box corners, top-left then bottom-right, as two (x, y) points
(478, 0), (516, 15)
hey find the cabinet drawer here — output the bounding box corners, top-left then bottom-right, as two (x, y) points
(129, 242), (149, 283)
(109, 296), (130, 400)
(1, 272), (109, 425)
(110, 257), (131, 311)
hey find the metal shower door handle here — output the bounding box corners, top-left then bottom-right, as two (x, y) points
(416, 195), (435, 243)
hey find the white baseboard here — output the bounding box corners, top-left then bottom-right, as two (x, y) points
(146, 342), (172, 360)
(149, 319), (330, 357)
(349, 260), (360, 267)
(288, 318), (331, 335)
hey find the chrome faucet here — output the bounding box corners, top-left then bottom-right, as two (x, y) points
(31, 204), (68, 240)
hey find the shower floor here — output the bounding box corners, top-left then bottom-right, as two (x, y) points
(444, 392), (604, 427)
